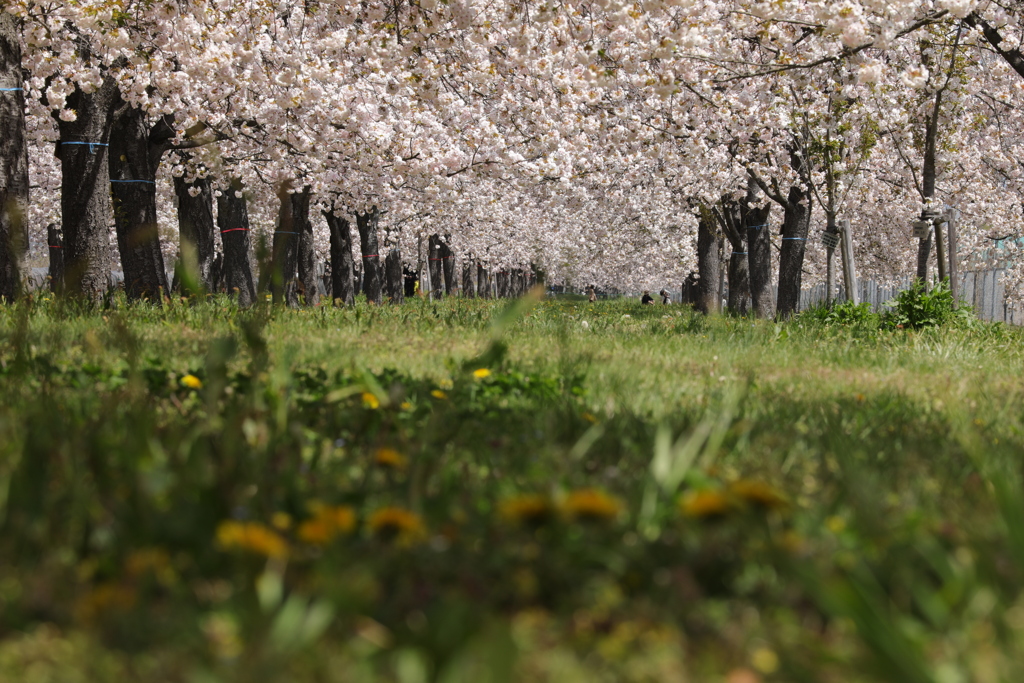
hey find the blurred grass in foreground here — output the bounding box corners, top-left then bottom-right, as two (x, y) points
(0, 293), (1023, 682)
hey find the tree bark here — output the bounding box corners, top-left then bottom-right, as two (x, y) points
(217, 179), (256, 307)
(743, 178), (774, 318)
(0, 11), (28, 301)
(356, 207), (383, 304)
(173, 174), (216, 294)
(462, 256), (475, 298)
(696, 209), (722, 315)
(269, 185), (303, 307)
(56, 77), (121, 304)
(477, 263), (490, 299)
(324, 209), (355, 305)
(917, 92), (941, 284)
(47, 223), (63, 294)
(495, 270), (506, 298)
(385, 245), (404, 305)
(727, 251), (749, 314)
(824, 217), (838, 305)
(427, 233), (444, 298)
(441, 238), (456, 295)
(776, 182), (812, 318)
(110, 105), (168, 301)
(292, 187), (318, 306)
(714, 198), (748, 315)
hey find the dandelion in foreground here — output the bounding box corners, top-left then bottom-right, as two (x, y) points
(431, 389), (448, 400)
(729, 480), (788, 511)
(374, 447), (407, 470)
(361, 392), (380, 409)
(368, 507), (426, 544)
(679, 489), (735, 519)
(216, 521), (289, 558)
(472, 367), (492, 379)
(298, 503), (357, 545)
(562, 489), (622, 522)
(499, 494), (554, 526)
(181, 374), (203, 389)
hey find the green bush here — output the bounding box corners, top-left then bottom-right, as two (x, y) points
(882, 279), (975, 330)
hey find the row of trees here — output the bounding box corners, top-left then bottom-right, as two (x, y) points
(2, 1), (1024, 312)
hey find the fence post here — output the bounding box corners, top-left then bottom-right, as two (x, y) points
(839, 219), (858, 305)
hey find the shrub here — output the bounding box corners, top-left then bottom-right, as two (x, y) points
(881, 279), (975, 330)
(798, 299), (877, 326)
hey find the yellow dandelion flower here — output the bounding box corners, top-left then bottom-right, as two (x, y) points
(124, 548), (174, 585)
(74, 583), (137, 624)
(562, 489), (622, 522)
(751, 647), (779, 674)
(362, 392), (380, 409)
(216, 520), (289, 558)
(271, 512), (292, 530)
(679, 489), (736, 519)
(400, 401), (412, 410)
(729, 480), (789, 511)
(297, 504), (356, 545)
(431, 389), (448, 400)
(472, 368), (492, 379)
(181, 374), (203, 389)
(374, 447), (407, 470)
(376, 448), (407, 471)
(439, 378), (454, 390)
(826, 515), (846, 534)
(778, 530), (806, 554)
(367, 507), (426, 543)
(499, 494), (554, 526)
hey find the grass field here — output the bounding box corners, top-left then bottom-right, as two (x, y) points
(1, 292), (1023, 682)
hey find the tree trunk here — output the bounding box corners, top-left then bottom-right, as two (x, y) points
(356, 207), (383, 304)
(0, 11), (28, 301)
(696, 210), (721, 315)
(324, 209), (355, 306)
(776, 183), (811, 318)
(427, 233), (444, 298)
(462, 256), (475, 298)
(269, 186), (303, 307)
(385, 245), (404, 304)
(441, 239), (456, 295)
(477, 263), (490, 299)
(217, 180), (256, 307)
(743, 179), (773, 319)
(56, 78), (120, 304)
(173, 174), (216, 294)
(292, 187), (318, 306)
(917, 90), (943, 284)
(715, 198), (748, 315)
(110, 105), (168, 301)
(726, 250), (749, 315)
(47, 223), (63, 294)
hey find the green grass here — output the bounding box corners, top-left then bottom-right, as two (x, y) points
(1, 293), (1023, 682)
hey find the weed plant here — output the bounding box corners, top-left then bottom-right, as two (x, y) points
(0, 293), (1023, 682)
